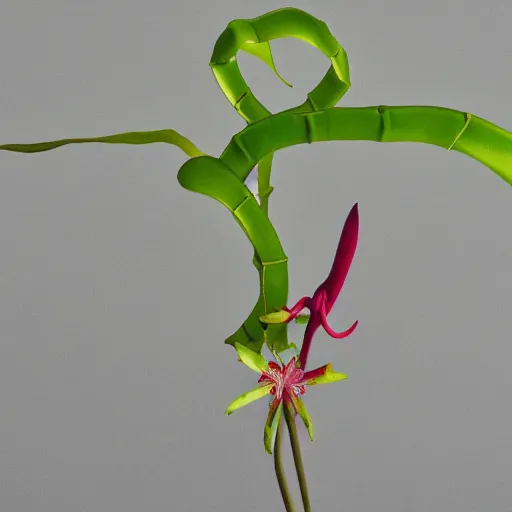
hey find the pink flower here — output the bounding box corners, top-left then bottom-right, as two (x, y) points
(258, 357), (319, 406)
(226, 343), (347, 453)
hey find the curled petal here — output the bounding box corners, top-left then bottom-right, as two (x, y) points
(320, 299), (358, 339)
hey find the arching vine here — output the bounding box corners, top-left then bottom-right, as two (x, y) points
(1, 7), (511, 511)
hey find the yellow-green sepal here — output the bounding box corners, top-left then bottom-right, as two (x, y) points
(234, 342), (269, 373)
(264, 402), (283, 454)
(290, 396), (314, 441)
(259, 310), (291, 324)
(226, 384), (273, 415)
(306, 363), (348, 386)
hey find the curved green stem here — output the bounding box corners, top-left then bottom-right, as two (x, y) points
(179, 104), (512, 354)
(210, 7), (350, 125)
(274, 417), (296, 512)
(257, 153), (274, 216)
(210, 7), (351, 356)
(177, 155), (289, 353)
(2, 9), (512, 362)
(220, 106), (512, 185)
(284, 404), (312, 512)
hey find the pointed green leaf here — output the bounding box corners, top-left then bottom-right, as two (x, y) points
(291, 396), (314, 441)
(259, 310), (290, 324)
(241, 41), (292, 88)
(306, 363), (348, 386)
(234, 342), (269, 373)
(295, 315), (310, 325)
(226, 384), (272, 415)
(0, 129), (205, 158)
(264, 402), (283, 454)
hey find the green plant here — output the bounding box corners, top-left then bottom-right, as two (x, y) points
(1, 7), (510, 511)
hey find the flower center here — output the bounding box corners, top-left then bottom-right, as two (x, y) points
(260, 358), (307, 402)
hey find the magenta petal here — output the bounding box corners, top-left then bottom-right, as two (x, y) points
(283, 296), (309, 322)
(318, 203), (359, 312)
(320, 298), (358, 338)
(322, 317), (358, 339)
(303, 364), (328, 381)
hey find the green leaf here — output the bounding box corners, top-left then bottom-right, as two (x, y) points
(306, 363), (348, 386)
(0, 129), (205, 158)
(234, 342), (269, 373)
(226, 384), (272, 415)
(259, 310), (290, 324)
(241, 41), (292, 88)
(264, 402), (283, 454)
(295, 315), (310, 325)
(291, 396), (314, 441)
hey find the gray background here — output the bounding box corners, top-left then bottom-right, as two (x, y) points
(0, 0), (511, 510)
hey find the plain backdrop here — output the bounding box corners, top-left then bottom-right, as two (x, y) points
(0, 1), (511, 511)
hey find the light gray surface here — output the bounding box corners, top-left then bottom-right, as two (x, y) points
(0, 1), (511, 511)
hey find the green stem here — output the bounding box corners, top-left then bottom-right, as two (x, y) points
(210, 8), (350, 125)
(178, 104), (512, 356)
(257, 153), (274, 217)
(274, 417), (296, 512)
(220, 106), (512, 186)
(177, 154), (289, 353)
(284, 404), (312, 512)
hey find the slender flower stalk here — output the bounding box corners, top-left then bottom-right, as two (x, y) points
(274, 417), (296, 512)
(284, 403), (311, 512)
